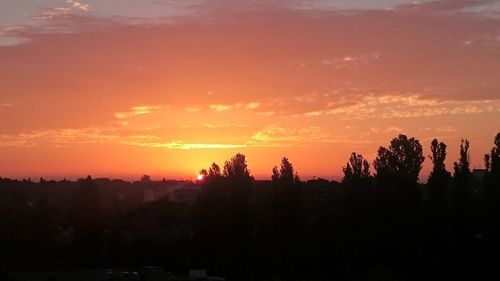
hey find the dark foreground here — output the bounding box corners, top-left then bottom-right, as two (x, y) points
(2, 134), (500, 281)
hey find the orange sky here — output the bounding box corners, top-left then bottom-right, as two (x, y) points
(1, 0), (500, 181)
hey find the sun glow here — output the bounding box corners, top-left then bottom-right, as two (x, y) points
(197, 174), (204, 181)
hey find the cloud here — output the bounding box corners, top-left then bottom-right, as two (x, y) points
(436, 126), (457, 132)
(257, 111), (276, 117)
(419, 126), (457, 132)
(325, 94), (500, 120)
(304, 111), (324, 117)
(2, 26), (27, 33)
(251, 125), (329, 143)
(29, 1), (90, 20)
(66, 0), (90, 12)
(293, 93), (318, 103)
(202, 123), (246, 128)
(0, 127), (119, 148)
(210, 102), (261, 112)
(384, 126), (403, 133)
(0, 0), (94, 45)
(123, 141), (247, 150)
(395, 0), (499, 13)
(318, 52), (380, 69)
(32, 9), (71, 20)
(210, 104), (232, 112)
(1, 0), (499, 146)
(0, 124), (246, 150)
(115, 106), (165, 119)
(246, 102), (260, 109)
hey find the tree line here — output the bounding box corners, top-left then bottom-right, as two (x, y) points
(1, 133), (500, 281)
(191, 133), (500, 280)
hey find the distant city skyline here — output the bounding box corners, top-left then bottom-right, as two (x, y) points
(1, 0), (500, 180)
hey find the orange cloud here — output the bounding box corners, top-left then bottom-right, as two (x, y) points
(115, 106), (165, 119)
(1, 0), (499, 180)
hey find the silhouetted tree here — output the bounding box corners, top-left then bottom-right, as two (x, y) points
(6, 134), (500, 279)
(200, 163), (222, 180)
(272, 166), (279, 182)
(483, 133), (500, 244)
(140, 174), (151, 182)
(449, 138), (475, 260)
(425, 139), (451, 263)
(342, 152), (370, 183)
(341, 152), (372, 212)
(454, 139), (471, 174)
(223, 153), (253, 185)
(339, 152), (373, 268)
(271, 157), (300, 186)
(453, 139), (471, 194)
(374, 134), (424, 193)
(200, 163), (223, 186)
(493, 133), (500, 172)
(200, 168), (208, 178)
(208, 162), (222, 178)
(428, 139), (451, 206)
(193, 154), (254, 276)
(373, 135), (424, 266)
(430, 139), (448, 176)
(269, 157), (304, 272)
(484, 133), (500, 175)
(484, 154), (491, 172)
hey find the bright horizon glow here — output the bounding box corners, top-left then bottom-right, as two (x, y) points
(1, 0), (499, 182)
(197, 174), (204, 181)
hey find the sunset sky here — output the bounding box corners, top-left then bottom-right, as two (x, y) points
(1, 0), (500, 181)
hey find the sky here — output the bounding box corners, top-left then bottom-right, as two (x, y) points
(1, 0), (500, 181)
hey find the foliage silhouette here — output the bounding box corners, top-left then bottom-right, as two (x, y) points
(428, 139), (451, 207)
(453, 139), (471, 184)
(223, 153), (253, 184)
(483, 133), (500, 250)
(374, 134), (424, 183)
(271, 157), (300, 186)
(2, 134), (500, 280)
(342, 152), (370, 184)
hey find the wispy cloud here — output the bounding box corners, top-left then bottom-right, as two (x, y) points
(0, 127), (119, 148)
(30, 0), (90, 20)
(123, 141), (247, 150)
(67, 0), (90, 12)
(419, 126), (457, 133)
(202, 123), (246, 128)
(251, 125), (329, 143)
(326, 94), (500, 120)
(259, 91), (500, 122)
(317, 52), (380, 69)
(249, 125), (374, 147)
(304, 111), (324, 117)
(293, 93), (318, 103)
(115, 105), (165, 119)
(246, 102), (260, 110)
(32, 9), (71, 20)
(210, 104), (232, 112)
(0, 125), (245, 150)
(384, 126), (403, 133)
(210, 102), (261, 112)
(1, 0), (499, 178)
